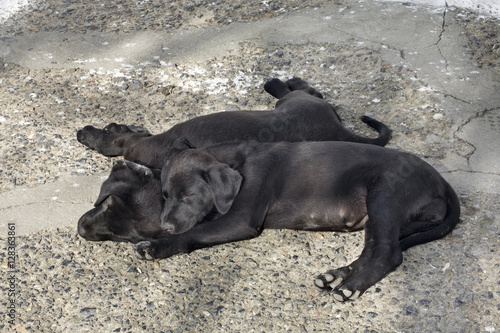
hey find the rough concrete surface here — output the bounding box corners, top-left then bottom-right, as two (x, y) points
(0, 0), (499, 332)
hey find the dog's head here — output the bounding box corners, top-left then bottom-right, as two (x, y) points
(160, 138), (243, 234)
(77, 160), (166, 243)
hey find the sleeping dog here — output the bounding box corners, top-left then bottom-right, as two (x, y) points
(125, 138), (459, 302)
(76, 77), (391, 168)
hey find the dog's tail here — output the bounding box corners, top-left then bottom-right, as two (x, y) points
(356, 116), (392, 147)
(399, 183), (461, 251)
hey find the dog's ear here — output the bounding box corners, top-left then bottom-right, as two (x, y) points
(206, 163), (243, 214)
(94, 160), (139, 206)
(95, 180), (129, 207)
(165, 137), (196, 161)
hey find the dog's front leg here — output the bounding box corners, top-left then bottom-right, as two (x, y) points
(135, 213), (262, 260)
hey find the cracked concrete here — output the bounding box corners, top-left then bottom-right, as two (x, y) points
(456, 108), (500, 174)
(0, 0), (499, 331)
(435, 4), (450, 72)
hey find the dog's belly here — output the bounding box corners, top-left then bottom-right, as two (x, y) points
(265, 200), (368, 232)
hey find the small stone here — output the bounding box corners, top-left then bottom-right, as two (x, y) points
(454, 298), (465, 307)
(80, 307), (97, 318)
(402, 306), (418, 315)
(159, 85), (175, 96)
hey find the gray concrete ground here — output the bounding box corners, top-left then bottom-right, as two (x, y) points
(0, 0), (499, 332)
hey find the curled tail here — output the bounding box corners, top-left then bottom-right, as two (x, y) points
(356, 116), (392, 147)
(399, 183), (461, 251)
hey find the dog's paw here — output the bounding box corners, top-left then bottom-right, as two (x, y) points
(264, 78), (290, 99)
(135, 241), (155, 260)
(314, 268), (362, 302)
(332, 289), (362, 302)
(314, 272), (343, 290)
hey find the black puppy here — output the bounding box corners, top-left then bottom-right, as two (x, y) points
(78, 160), (167, 243)
(76, 77), (391, 168)
(132, 139), (460, 302)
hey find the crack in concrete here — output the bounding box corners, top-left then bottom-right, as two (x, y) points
(441, 92), (471, 104)
(434, 2), (450, 72)
(453, 107), (500, 169)
(404, 73), (472, 105)
(436, 2), (448, 45)
(400, 49), (406, 61)
(443, 169), (500, 176)
(456, 107), (499, 132)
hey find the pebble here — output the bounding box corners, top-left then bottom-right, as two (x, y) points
(433, 113), (444, 120)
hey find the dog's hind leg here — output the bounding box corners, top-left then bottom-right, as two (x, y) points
(285, 77), (324, 99)
(264, 78), (293, 99)
(314, 239), (376, 297)
(399, 184), (460, 251)
(315, 228), (403, 301)
(315, 197), (404, 301)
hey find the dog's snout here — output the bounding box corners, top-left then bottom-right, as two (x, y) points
(76, 129), (85, 142)
(77, 213), (93, 239)
(160, 214), (177, 234)
(77, 205), (111, 241)
(77, 125), (98, 144)
(160, 209), (172, 232)
(159, 219), (175, 233)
